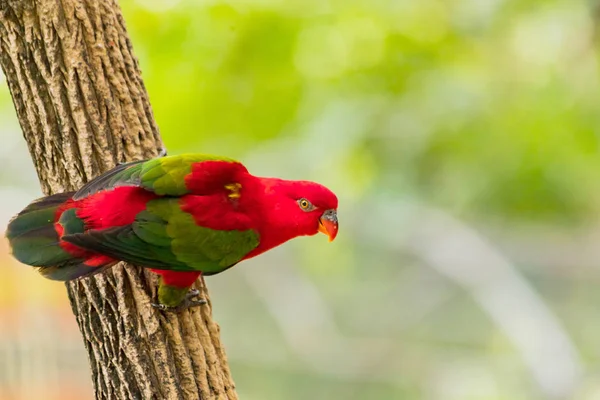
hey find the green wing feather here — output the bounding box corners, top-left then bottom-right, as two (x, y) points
(69, 154), (255, 273)
(63, 198), (260, 274)
(73, 154), (241, 199)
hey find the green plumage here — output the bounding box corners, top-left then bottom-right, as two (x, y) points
(64, 198), (259, 274)
(6, 192), (78, 268)
(67, 153), (256, 275)
(5, 192), (111, 281)
(158, 284), (191, 308)
(73, 154), (239, 200)
(58, 208), (85, 236)
(146, 199), (259, 274)
(141, 154), (238, 195)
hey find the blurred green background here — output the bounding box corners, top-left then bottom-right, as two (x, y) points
(2, 0), (600, 399)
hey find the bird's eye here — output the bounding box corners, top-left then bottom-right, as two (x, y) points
(298, 198), (313, 211)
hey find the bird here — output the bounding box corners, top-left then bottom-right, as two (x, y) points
(5, 153), (339, 311)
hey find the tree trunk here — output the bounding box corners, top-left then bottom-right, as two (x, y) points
(0, 1), (238, 399)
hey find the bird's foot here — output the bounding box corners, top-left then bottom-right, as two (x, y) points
(151, 289), (207, 313)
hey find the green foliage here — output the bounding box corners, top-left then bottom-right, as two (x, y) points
(118, 0), (600, 227)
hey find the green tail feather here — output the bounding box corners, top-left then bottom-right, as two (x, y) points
(6, 192), (115, 281)
(5, 192), (98, 278)
(6, 192), (77, 267)
(7, 193), (71, 241)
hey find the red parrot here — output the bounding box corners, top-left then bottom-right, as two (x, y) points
(5, 154), (338, 310)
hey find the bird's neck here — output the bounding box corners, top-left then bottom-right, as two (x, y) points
(240, 176), (303, 259)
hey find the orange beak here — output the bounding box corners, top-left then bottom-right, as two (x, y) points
(318, 209), (338, 242)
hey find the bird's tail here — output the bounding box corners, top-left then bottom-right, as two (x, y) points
(5, 192), (114, 280)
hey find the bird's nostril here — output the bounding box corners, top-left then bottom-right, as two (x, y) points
(323, 209), (337, 223)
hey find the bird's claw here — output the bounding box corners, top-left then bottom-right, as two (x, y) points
(151, 302), (170, 311)
(151, 289), (206, 313)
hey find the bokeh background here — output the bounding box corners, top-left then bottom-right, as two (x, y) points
(2, 0), (600, 399)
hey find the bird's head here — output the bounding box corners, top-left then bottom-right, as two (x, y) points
(265, 179), (339, 242)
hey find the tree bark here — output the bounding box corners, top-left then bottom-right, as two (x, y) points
(0, 1), (238, 399)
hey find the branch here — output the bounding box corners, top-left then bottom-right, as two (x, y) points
(0, 1), (237, 398)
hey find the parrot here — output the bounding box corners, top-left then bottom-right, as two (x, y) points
(5, 153), (338, 311)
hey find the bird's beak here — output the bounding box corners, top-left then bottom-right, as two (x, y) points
(318, 209), (338, 242)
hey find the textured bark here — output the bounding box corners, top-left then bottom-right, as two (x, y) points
(0, 1), (237, 399)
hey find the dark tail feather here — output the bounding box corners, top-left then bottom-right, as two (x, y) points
(38, 261), (117, 281)
(6, 192), (73, 241)
(6, 192), (78, 266)
(7, 192), (118, 281)
(5, 192), (112, 280)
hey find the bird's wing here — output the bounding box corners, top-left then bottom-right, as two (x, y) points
(73, 154), (247, 200)
(63, 198), (260, 273)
